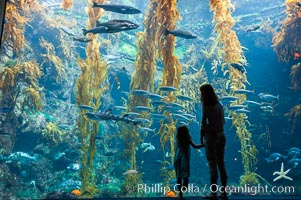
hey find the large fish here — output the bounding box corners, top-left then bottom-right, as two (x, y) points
(92, 2), (141, 14)
(83, 20), (138, 35)
(86, 110), (142, 125)
(164, 29), (197, 39)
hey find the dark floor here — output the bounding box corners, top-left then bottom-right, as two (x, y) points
(76, 196), (301, 200)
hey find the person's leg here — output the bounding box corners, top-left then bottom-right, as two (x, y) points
(177, 178), (183, 198)
(205, 137), (218, 198)
(183, 177), (189, 193)
(217, 134), (228, 198)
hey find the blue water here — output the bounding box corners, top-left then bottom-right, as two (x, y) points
(0, 0), (300, 199)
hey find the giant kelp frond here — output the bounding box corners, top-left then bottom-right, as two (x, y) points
(129, 0), (158, 108)
(155, 0), (182, 101)
(42, 122), (64, 145)
(0, 68), (16, 92)
(75, 0), (108, 195)
(209, 0), (246, 67)
(22, 60), (42, 88)
(149, 0), (181, 185)
(23, 86), (43, 112)
(272, 0), (301, 62)
(2, 60), (43, 91)
(39, 37), (66, 83)
(210, 0), (258, 185)
(61, 0), (73, 10)
(290, 63), (301, 94)
(3, 3), (27, 53)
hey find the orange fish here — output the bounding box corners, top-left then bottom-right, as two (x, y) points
(294, 52), (301, 60)
(165, 190), (176, 197)
(71, 189), (81, 196)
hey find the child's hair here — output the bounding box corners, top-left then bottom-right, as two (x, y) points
(176, 125), (191, 154)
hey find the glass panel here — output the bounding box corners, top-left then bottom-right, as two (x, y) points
(0, 0), (300, 199)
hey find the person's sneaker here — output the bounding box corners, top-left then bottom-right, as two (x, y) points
(203, 193), (218, 200)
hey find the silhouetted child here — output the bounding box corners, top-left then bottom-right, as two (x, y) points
(174, 125), (204, 199)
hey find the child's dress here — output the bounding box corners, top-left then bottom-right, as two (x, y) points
(173, 141), (191, 178)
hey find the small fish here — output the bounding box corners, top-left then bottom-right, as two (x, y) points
(104, 150), (117, 156)
(245, 100), (262, 106)
(150, 113), (168, 120)
(73, 37), (92, 43)
(59, 26), (75, 36)
(245, 24), (261, 32)
(0, 107), (13, 113)
(131, 89), (151, 96)
(135, 118), (152, 125)
(133, 106), (153, 112)
(235, 108), (250, 114)
(140, 142), (152, 149)
(54, 152), (66, 160)
(103, 54), (123, 60)
(233, 89), (254, 94)
(229, 63), (246, 73)
(153, 160), (163, 164)
(167, 102), (186, 110)
(143, 144), (155, 152)
(79, 105), (95, 111)
(265, 153), (282, 163)
(229, 104), (248, 110)
(159, 86), (177, 92)
(113, 106), (127, 111)
(67, 163), (81, 171)
(225, 116), (232, 120)
(164, 29), (197, 39)
(289, 147), (301, 152)
(122, 169), (138, 175)
(146, 93), (164, 100)
(260, 105), (273, 113)
(92, 2), (141, 14)
(285, 151), (301, 160)
(150, 101), (167, 106)
(258, 93), (279, 101)
(182, 113), (196, 120)
(176, 95), (194, 101)
(288, 158), (301, 168)
(172, 113), (190, 121)
(219, 96), (238, 101)
(138, 127), (156, 134)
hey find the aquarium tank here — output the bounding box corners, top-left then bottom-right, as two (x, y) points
(0, 0), (301, 199)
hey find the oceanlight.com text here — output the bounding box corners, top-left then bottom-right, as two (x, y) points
(210, 184), (295, 195)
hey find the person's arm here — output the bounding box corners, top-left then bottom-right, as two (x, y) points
(190, 140), (205, 149)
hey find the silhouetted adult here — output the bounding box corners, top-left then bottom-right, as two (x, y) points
(200, 83), (228, 200)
